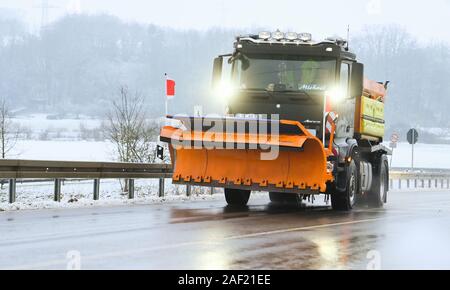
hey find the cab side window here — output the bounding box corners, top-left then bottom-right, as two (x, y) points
(340, 63), (350, 97)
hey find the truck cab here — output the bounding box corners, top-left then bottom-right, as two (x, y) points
(215, 32), (363, 142)
(161, 31), (391, 211)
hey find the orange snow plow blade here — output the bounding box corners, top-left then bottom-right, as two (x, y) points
(160, 116), (333, 193)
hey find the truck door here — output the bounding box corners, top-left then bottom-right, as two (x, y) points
(335, 62), (356, 139)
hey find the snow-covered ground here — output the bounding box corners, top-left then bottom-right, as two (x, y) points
(0, 178), (223, 211)
(11, 140), (115, 161)
(11, 114), (104, 141)
(389, 142), (450, 169)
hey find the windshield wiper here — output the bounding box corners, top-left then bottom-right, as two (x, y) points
(270, 90), (312, 101)
(239, 88), (272, 99)
(241, 89), (314, 101)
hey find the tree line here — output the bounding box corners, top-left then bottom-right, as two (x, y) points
(1, 14), (449, 141)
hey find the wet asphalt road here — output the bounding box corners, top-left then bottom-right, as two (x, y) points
(1, 190), (450, 270)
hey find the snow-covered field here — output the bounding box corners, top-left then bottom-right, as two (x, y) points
(11, 140), (115, 161)
(13, 114), (102, 131)
(389, 142), (450, 169)
(11, 114), (104, 141)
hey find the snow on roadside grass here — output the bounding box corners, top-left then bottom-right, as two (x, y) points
(0, 179), (226, 212)
(0, 194), (228, 212)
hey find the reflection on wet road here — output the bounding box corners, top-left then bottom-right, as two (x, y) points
(1, 190), (450, 269)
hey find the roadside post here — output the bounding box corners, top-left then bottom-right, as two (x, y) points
(389, 132), (399, 167)
(407, 128), (419, 169)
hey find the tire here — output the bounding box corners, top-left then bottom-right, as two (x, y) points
(331, 159), (357, 211)
(224, 188), (251, 207)
(367, 156), (389, 208)
(269, 192), (299, 204)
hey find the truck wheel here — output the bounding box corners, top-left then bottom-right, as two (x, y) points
(331, 159), (357, 211)
(269, 192), (299, 204)
(368, 156), (389, 208)
(224, 188), (251, 207)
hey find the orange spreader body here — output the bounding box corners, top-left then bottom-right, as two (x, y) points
(363, 78), (387, 102)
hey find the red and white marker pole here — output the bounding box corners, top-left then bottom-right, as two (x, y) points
(323, 94), (333, 146)
(165, 73), (176, 117)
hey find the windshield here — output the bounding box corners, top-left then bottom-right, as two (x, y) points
(232, 54), (336, 92)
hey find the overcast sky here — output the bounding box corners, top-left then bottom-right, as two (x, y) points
(1, 0), (450, 43)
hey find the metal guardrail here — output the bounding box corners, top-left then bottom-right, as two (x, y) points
(0, 159), (174, 204)
(389, 167), (450, 190)
(1, 160), (449, 204)
(0, 159), (173, 179)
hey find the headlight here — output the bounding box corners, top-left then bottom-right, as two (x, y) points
(285, 32), (298, 41)
(299, 33), (312, 42)
(272, 31), (284, 41)
(214, 80), (236, 101)
(325, 87), (346, 104)
(258, 31), (271, 40)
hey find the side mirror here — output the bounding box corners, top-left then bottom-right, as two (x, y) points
(212, 57), (223, 89)
(350, 62), (364, 98)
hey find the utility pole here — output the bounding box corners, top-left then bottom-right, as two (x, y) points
(34, 0), (59, 31)
(41, 0), (49, 30)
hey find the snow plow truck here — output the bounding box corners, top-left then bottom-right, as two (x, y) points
(160, 31), (391, 211)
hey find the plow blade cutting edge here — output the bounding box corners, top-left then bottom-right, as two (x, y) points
(160, 116), (333, 193)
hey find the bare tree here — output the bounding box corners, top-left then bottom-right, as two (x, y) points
(104, 86), (160, 164)
(0, 99), (20, 159)
(104, 87), (162, 193)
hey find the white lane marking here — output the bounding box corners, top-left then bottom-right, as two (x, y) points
(2, 215), (399, 270)
(223, 217), (391, 240)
